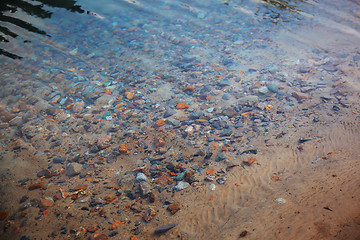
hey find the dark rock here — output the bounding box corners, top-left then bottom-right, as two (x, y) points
(53, 157), (66, 164)
(220, 127), (233, 136)
(154, 224), (178, 234)
(240, 149), (257, 155)
(216, 177), (227, 184)
(37, 169), (50, 178)
(333, 105), (340, 111)
(89, 145), (99, 153)
(19, 195), (29, 204)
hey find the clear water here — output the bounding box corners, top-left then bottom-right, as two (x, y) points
(0, 0), (360, 239)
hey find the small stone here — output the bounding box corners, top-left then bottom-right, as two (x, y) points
(209, 183), (216, 191)
(72, 101), (85, 113)
(66, 163), (83, 176)
(274, 198), (286, 204)
(119, 143), (129, 153)
(139, 181), (152, 197)
(97, 135), (111, 149)
(218, 80), (232, 87)
(238, 95), (259, 106)
(268, 84), (279, 93)
(164, 109), (177, 118)
(189, 111), (204, 120)
(176, 103), (189, 109)
(167, 203), (181, 214)
(174, 181), (190, 191)
(222, 94), (231, 100)
(136, 173), (148, 182)
(222, 107), (237, 118)
(184, 126), (194, 135)
(216, 177), (227, 184)
(155, 119), (165, 127)
(291, 92), (309, 101)
(258, 86), (269, 94)
(53, 157), (66, 164)
(40, 198), (54, 208)
(215, 152), (226, 162)
(166, 118), (181, 127)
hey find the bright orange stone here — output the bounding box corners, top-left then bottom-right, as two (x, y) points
(155, 119), (165, 127)
(119, 143), (128, 153)
(176, 103), (189, 109)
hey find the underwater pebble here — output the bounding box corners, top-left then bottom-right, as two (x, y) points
(174, 181), (190, 191)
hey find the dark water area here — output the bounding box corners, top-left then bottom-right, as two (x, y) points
(0, 0), (360, 239)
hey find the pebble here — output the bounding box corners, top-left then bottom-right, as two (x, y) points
(222, 107), (237, 118)
(216, 177), (227, 184)
(139, 181), (152, 197)
(66, 163), (83, 176)
(174, 181), (190, 191)
(215, 152), (226, 162)
(136, 172), (149, 182)
(166, 118), (181, 127)
(291, 92), (309, 101)
(40, 197), (54, 208)
(238, 95), (259, 106)
(258, 86), (269, 94)
(274, 198), (286, 204)
(218, 80), (232, 87)
(53, 157), (66, 164)
(209, 183), (216, 191)
(267, 83), (279, 93)
(164, 109), (177, 118)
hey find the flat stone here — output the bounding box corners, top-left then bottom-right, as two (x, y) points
(53, 157), (66, 164)
(66, 163), (83, 176)
(166, 118), (181, 127)
(164, 109), (177, 118)
(238, 95), (259, 106)
(174, 181), (190, 191)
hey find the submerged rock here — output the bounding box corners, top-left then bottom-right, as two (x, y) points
(66, 163), (82, 176)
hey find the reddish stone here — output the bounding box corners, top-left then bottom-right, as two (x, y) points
(155, 174), (174, 186)
(176, 103), (189, 109)
(167, 203), (181, 215)
(28, 183), (44, 190)
(87, 226), (99, 233)
(155, 119), (165, 127)
(40, 198), (54, 208)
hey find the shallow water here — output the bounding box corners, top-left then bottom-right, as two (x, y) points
(0, 0), (360, 239)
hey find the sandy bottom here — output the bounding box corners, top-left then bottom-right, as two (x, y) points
(0, 78), (359, 240)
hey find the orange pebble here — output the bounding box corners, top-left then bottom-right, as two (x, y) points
(155, 119), (165, 127)
(206, 169), (215, 175)
(176, 103), (189, 109)
(119, 143), (128, 153)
